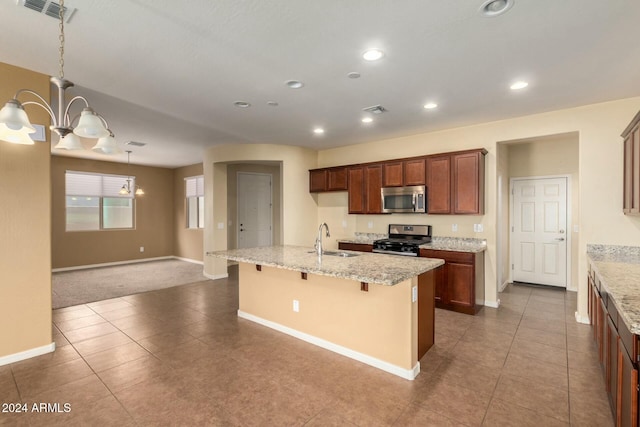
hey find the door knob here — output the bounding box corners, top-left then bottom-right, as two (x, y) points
(554, 237), (565, 241)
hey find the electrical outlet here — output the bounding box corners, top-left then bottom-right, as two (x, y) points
(452, 224), (458, 232)
(217, 222), (224, 229)
(367, 221), (374, 229)
(293, 300), (300, 312)
(412, 286), (417, 303)
(474, 224), (484, 232)
(139, 246), (144, 252)
(342, 220), (347, 228)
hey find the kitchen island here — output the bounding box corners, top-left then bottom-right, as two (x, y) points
(207, 245), (444, 379)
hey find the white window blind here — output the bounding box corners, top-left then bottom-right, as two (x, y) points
(185, 176), (204, 197)
(66, 171), (134, 198)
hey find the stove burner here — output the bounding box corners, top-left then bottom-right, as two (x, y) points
(372, 224), (432, 257)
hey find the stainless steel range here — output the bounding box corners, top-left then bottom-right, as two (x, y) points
(373, 224), (432, 257)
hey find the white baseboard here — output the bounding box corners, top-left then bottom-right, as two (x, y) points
(498, 280), (509, 292)
(204, 272), (228, 280)
(575, 311), (591, 325)
(238, 310), (419, 380)
(173, 256), (203, 265)
(52, 256), (174, 272)
(484, 299), (500, 308)
(0, 342), (55, 367)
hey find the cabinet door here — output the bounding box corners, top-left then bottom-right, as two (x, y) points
(383, 162), (403, 187)
(633, 127), (640, 214)
(338, 242), (373, 252)
(327, 167), (348, 191)
(309, 169), (327, 192)
(447, 262), (475, 311)
(452, 151), (485, 214)
(404, 158), (426, 186)
(618, 344), (638, 427)
(598, 294), (606, 365)
(365, 165), (383, 213)
(426, 155), (451, 214)
(348, 167), (365, 214)
(607, 314), (619, 414)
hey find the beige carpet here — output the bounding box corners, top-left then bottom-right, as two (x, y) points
(52, 259), (207, 309)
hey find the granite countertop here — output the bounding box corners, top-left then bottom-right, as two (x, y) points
(587, 245), (640, 335)
(207, 245), (444, 286)
(337, 234), (487, 253)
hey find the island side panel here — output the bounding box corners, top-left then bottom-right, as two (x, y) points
(238, 263), (417, 372)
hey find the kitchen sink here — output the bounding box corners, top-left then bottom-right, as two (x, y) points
(307, 250), (361, 257)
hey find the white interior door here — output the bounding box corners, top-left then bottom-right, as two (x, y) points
(237, 172), (272, 249)
(511, 177), (568, 288)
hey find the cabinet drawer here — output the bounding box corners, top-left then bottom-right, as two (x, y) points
(619, 318), (639, 363)
(607, 298), (619, 329)
(338, 242), (373, 252)
(421, 249), (474, 264)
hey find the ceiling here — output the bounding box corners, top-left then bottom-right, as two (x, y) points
(1, 0), (639, 168)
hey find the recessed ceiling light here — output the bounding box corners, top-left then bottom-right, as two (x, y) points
(479, 0), (514, 17)
(313, 128), (325, 135)
(423, 102), (438, 109)
(267, 101), (279, 107)
(510, 81), (529, 90)
(362, 117), (373, 123)
(347, 72), (361, 79)
(362, 49), (384, 61)
(285, 80), (304, 89)
(234, 101), (251, 108)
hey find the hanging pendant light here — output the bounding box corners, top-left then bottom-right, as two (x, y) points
(120, 151), (144, 196)
(0, 0), (118, 153)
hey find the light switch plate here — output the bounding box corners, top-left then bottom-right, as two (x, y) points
(452, 224), (458, 232)
(367, 221), (373, 229)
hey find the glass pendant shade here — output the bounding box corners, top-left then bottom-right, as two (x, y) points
(92, 132), (121, 154)
(73, 108), (109, 138)
(119, 183), (130, 195)
(0, 100), (36, 144)
(53, 133), (84, 150)
(135, 186), (145, 196)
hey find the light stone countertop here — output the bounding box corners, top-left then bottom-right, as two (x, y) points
(207, 245), (444, 286)
(587, 245), (640, 335)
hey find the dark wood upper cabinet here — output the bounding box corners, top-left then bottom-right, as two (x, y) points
(453, 150), (486, 215)
(309, 166), (347, 192)
(426, 155), (452, 214)
(426, 149), (486, 215)
(327, 167), (348, 191)
(347, 167), (365, 213)
(622, 111), (640, 215)
(347, 164), (383, 214)
(382, 162), (403, 187)
(404, 158), (426, 186)
(309, 169), (327, 193)
(365, 164), (383, 213)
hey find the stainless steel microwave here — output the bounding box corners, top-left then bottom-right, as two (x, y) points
(381, 185), (427, 213)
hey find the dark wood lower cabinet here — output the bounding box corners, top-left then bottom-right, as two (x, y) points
(589, 263), (639, 426)
(337, 242), (373, 252)
(420, 249), (484, 315)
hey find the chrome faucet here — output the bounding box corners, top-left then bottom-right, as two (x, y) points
(315, 222), (331, 256)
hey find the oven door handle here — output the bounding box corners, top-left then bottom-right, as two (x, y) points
(372, 249), (418, 257)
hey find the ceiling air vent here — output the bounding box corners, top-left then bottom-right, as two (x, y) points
(18, 0), (77, 23)
(125, 141), (147, 147)
(362, 105), (388, 114)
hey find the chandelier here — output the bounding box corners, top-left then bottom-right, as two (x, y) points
(119, 151), (144, 196)
(0, 0), (119, 154)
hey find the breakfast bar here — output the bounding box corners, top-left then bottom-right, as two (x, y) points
(208, 245), (444, 379)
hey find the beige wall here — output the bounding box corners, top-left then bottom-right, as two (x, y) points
(316, 97), (640, 319)
(0, 63), (52, 359)
(506, 133), (580, 290)
(238, 263), (417, 371)
(203, 144), (317, 278)
(226, 163), (282, 249)
(173, 163), (204, 262)
(51, 156), (174, 268)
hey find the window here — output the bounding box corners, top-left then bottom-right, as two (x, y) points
(185, 175), (204, 229)
(65, 171), (135, 231)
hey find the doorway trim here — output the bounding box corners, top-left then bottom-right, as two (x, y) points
(236, 172), (273, 248)
(509, 174), (572, 290)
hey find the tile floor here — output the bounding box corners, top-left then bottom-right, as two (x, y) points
(1, 267), (614, 426)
